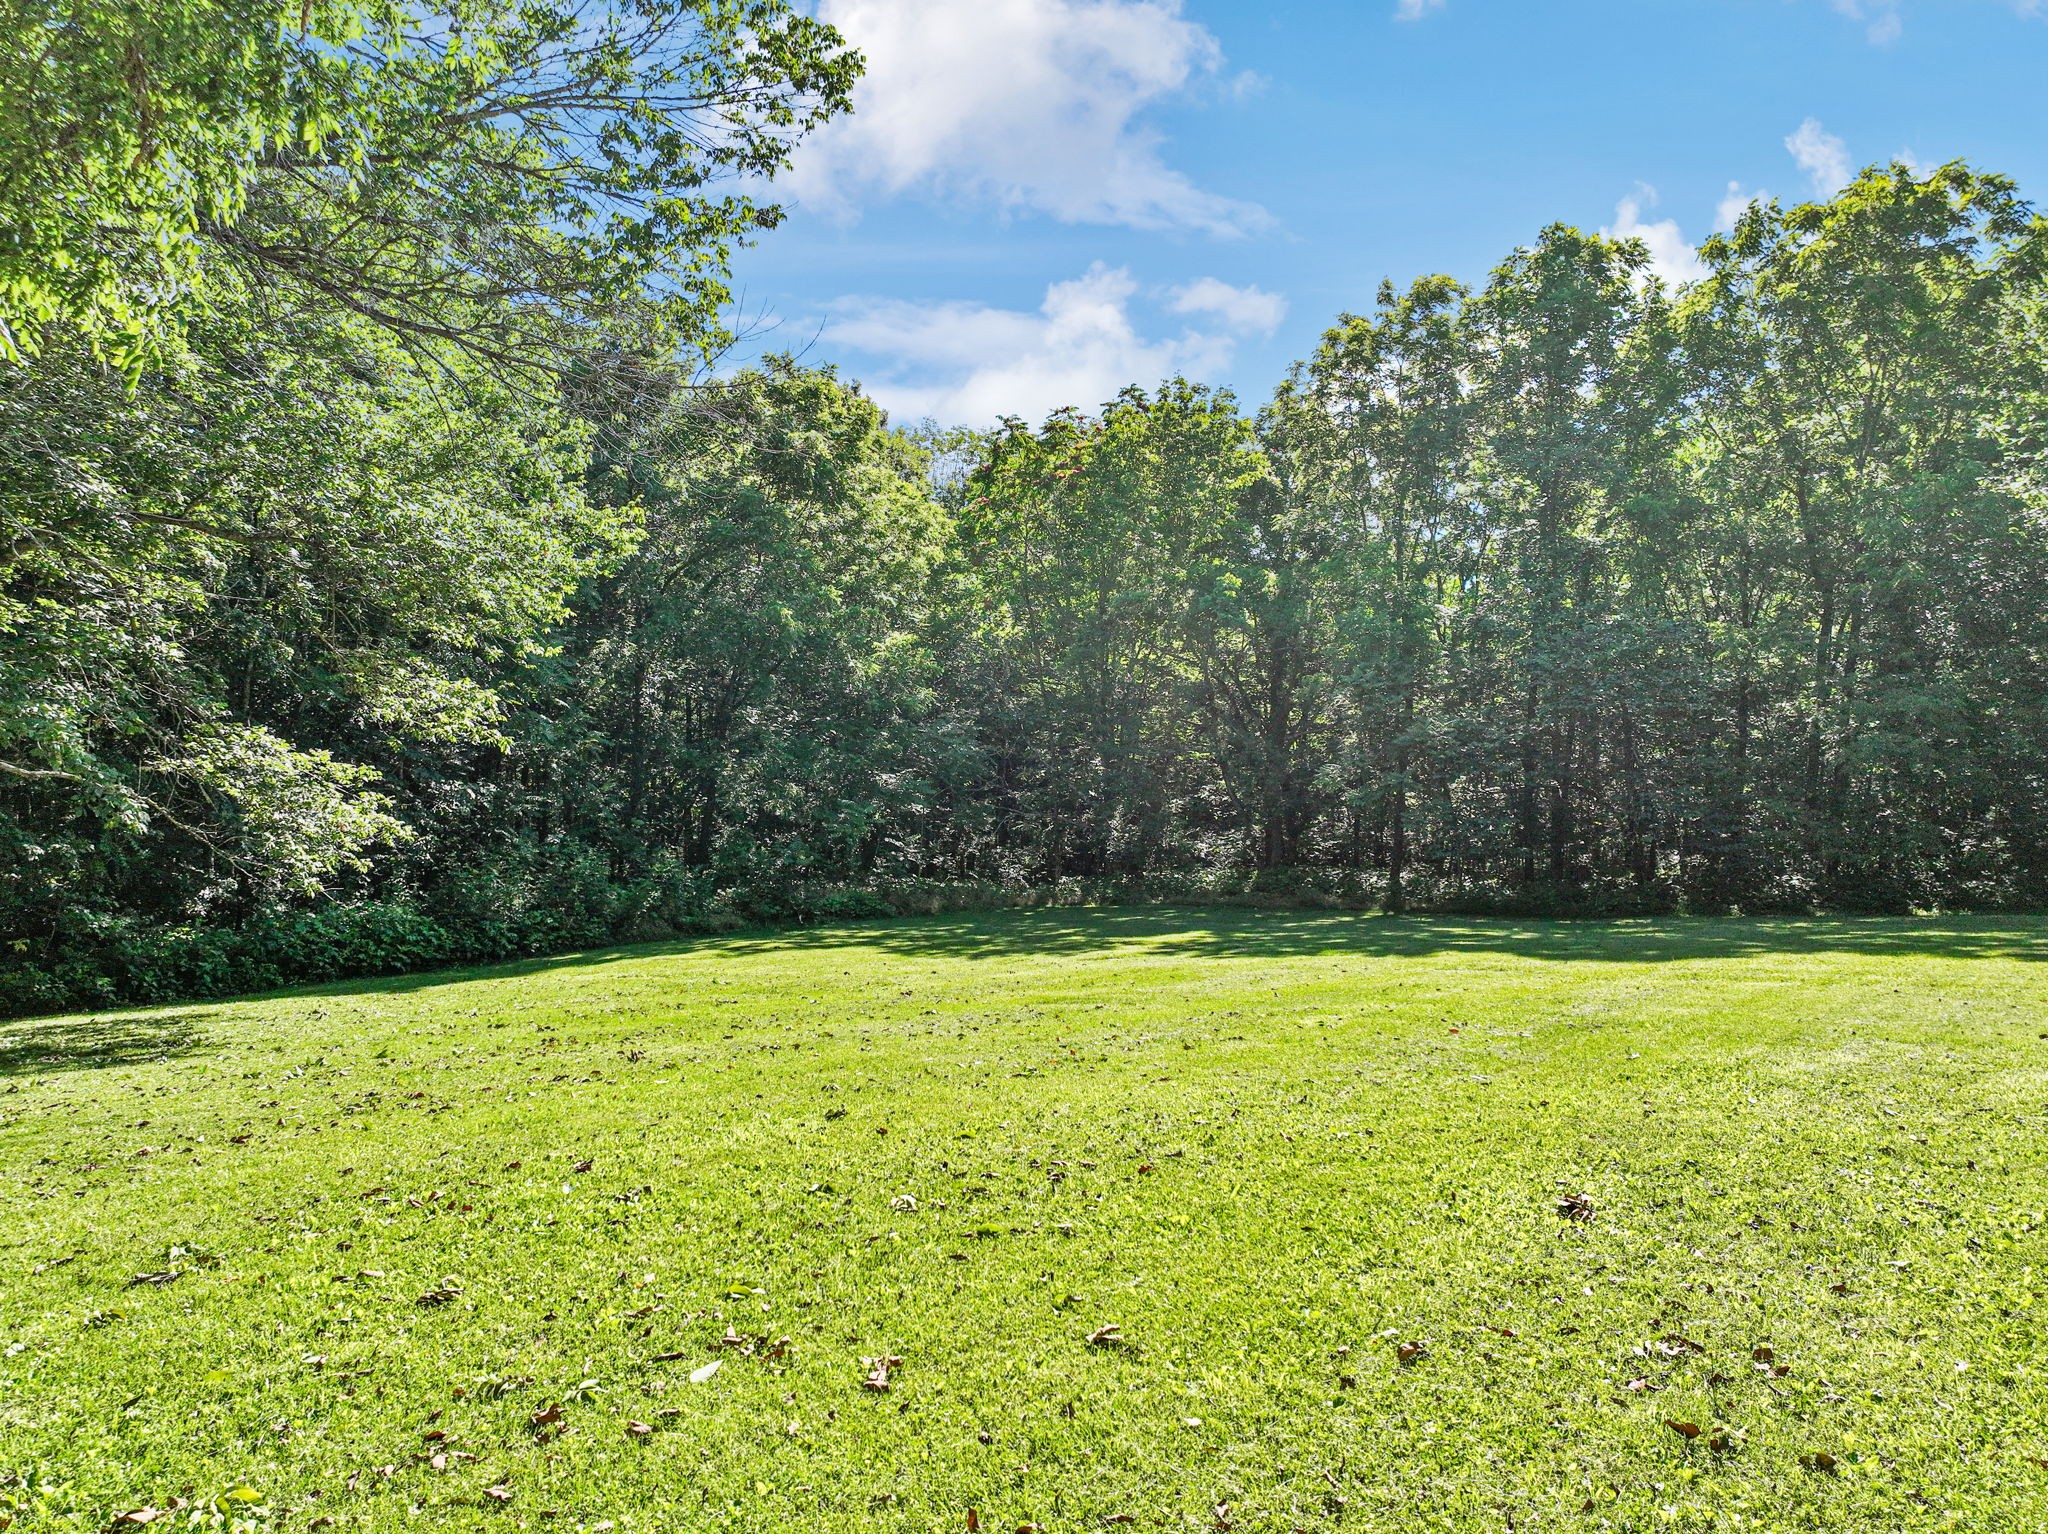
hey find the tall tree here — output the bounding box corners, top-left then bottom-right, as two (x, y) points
(1296, 275), (1473, 909)
(1681, 162), (2048, 904)
(1466, 226), (1662, 891)
(527, 362), (952, 898)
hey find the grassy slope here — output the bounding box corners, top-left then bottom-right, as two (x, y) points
(1, 909), (2045, 1533)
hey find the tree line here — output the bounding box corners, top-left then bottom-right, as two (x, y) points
(5, 0), (2047, 1014)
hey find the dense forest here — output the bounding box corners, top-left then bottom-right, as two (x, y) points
(5, 1), (2048, 1015)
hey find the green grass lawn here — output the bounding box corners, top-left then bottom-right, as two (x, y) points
(3, 909), (2046, 1533)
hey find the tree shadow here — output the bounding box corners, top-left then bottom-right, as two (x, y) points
(706, 905), (2048, 967)
(325, 907), (2048, 1002)
(0, 1008), (218, 1077)
(25, 907), (2042, 1032)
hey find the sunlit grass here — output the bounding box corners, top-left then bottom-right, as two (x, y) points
(3, 908), (2046, 1531)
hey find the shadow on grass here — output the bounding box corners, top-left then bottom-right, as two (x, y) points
(338, 905), (2048, 1001)
(711, 906), (2048, 966)
(18, 908), (2044, 1049)
(0, 1008), (217, 1077)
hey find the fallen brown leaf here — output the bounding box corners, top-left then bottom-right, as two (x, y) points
(1666, 1419), (1702, 1441)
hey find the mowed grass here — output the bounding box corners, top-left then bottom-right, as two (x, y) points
(3, 911), (2047, 1534)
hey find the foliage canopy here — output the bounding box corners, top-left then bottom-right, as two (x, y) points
(4, 24), (2048, 1017)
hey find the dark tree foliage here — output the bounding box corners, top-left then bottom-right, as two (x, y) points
(7, 154), (2048, 1015)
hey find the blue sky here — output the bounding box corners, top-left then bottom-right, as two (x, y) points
(726, 0), (2048, 426)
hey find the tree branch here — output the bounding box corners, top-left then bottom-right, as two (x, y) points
(0, 759), (83, 782)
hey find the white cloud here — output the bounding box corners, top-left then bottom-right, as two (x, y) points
(1395, 0), (1445, 18)
(1169, 277), (1288, 333)
(1786, 117), (1854, 197)
(1715, 180), (1768, 232)
(1830, 0), (1903, 43)
(788, 0), (1266, 235)
(1602, 187), (1708, 288)
(821, 263), (1261, 425)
